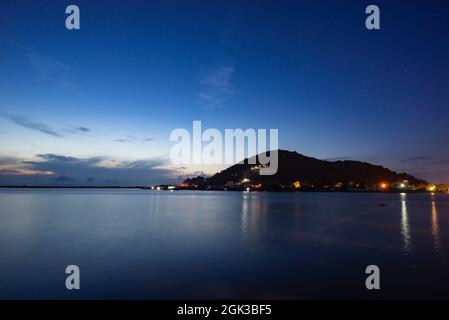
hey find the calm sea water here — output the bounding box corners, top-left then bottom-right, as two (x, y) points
(0, 188), (448, 299)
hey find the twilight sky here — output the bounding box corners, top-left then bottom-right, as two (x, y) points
(1, 0), (449, 186)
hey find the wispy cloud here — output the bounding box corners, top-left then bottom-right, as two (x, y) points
(63, 125), (92, 135)
(114, 136), (155, 144)
(75, 126), (90, 132)
(17, 44), (78, 88)
(114, 136), (137, 143)
(198, 63), (236, 109)
(400, 155), (449, 167)
(37, 154), (79, 162)
(53, 175), (75, 182)
(324, 156), (354, 161)
(0, 112), (62, 137)
(0, 156), (21, 166)
(402, 156), (435, 163)
(1, 111), (92, 137)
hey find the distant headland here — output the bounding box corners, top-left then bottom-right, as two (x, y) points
(149, 150), (448, 193)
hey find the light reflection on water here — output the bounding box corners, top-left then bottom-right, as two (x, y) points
(241, 193), (265, 245)
(400, 193), (412, 256)
(431, 198), (443, 256)
(0, 189), (449, 299)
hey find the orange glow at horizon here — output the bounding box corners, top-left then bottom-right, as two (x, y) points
(1, 169), (54, 176)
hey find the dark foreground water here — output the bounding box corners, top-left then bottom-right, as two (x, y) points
(0, 188), (448, 299)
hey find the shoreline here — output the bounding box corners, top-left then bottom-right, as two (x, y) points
(0, 186), (446, 194)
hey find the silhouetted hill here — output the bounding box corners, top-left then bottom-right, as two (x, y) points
(205, 150), (427, 189)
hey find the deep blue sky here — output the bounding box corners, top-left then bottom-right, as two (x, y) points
(0, 0), (448, 185)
